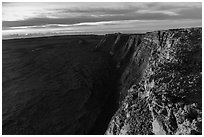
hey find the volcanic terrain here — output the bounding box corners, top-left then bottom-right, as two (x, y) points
(2, 27), (202, 135)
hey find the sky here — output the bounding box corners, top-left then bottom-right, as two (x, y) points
(2, 2), (202, 38)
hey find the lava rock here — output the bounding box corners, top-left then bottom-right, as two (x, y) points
(105, 27), (202, 135)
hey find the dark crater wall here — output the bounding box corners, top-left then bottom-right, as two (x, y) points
(2, 27), (202, 135)
(2, 35), (119, 134)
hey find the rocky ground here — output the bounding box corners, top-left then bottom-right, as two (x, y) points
(2, 27), (202, 135)
(104, 28), (202, 135)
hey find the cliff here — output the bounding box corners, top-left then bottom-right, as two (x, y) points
(96, 28), (202, 135)
(2, 28), (202, 135)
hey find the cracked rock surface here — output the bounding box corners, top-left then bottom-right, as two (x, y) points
(105, 28), (202, 135)
(2, 27), (202, 135)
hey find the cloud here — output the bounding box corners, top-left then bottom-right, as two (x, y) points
(2, 2), (202, 37)
(3, 19), (201, 38)
(177, 7), (202, 19)
(3, 2), (201, 21)
(8, 21), (116, 30)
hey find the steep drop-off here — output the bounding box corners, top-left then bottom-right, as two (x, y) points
(97, 28), (202, 135)
(2, 35), (119, 134)
(2, 27), (202, 135)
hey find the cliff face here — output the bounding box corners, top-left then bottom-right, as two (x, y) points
(2, 28), (202, 135)
(96, 28), (202, 135)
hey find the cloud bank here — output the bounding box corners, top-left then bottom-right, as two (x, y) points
(2, 2), (202, 38)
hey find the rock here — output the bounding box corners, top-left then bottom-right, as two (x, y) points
(3, 27), (202, 135)
(104, 27), (202, 135)
(152, 118), (166, 135)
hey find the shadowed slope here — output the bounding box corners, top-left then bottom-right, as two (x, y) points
(2, 35), (119, 134)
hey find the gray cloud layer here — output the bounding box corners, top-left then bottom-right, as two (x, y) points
(2, 2), (202, 31)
